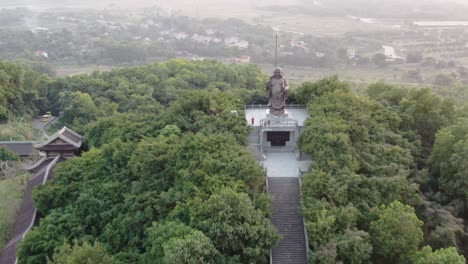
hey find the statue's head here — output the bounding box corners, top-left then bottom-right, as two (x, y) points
(273, 67), (283, 78)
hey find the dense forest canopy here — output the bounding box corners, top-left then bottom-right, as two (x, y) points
(0, 57), (467, 263)
(296, 77), (467, 263)
(1, 58), (277, 264)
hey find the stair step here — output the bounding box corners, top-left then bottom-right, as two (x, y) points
(268, 177), (308, 264)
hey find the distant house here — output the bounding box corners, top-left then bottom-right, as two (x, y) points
(315, 52), (326, 58)
(239, 55), (251, 63)
(347, 49), (356, 59)
(290, 40), (306, 49)
(34, 50), (48, 58)
(143, 37), (152, 46)
(225, 55), (251, 64)
(359, 18), (375, 24)
(191, 34), (214, 44)
(32, 27), (48, 33)
(382, 45), (403, 60)
(174, 32), (188, 40)
(205, 29), (216, 35)
(413, 21), (468, 27)
(290, 40), (310, 53)
(225, 36), (239, 45)
(236, 40), (249, 49)
(225, 37), (249, 49)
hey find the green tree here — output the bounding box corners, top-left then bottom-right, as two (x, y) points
(372, 53), (387, 68)
(189, 189), (279, 263)
(295, 76), (350, 104)
(49, 241), (113, 264)
(60, 91), (99, 127)
(369, 201), (423, 261)
(336, 230), (372, 264)
(433, 73), (455, 86)
(406, 52), (423, 63)
(429, 119), (468, 203)
(143, 222), (218, 264)
(412, 246), (465, 264)
(0, 147), (19, 161)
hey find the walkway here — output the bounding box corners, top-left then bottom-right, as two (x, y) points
(0, 159), (51, 264)
(0, 156), (61, 264)
(263, 152), (309, 264)
(269, 177), (308, 264)
(261, 152), (311, 178)
(32, 116), (56, 139)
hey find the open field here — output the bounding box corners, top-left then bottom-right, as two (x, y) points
(55, 65), (117, 77)
(0, 120), (40, 141)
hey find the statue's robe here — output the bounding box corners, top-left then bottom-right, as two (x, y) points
(266, 76), (288, 114)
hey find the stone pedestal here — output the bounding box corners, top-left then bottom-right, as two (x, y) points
(266, 109), (288, 117)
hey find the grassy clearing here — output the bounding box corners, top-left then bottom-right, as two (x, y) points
(0, 171), (30, 249)
(0, 119), (39, 141)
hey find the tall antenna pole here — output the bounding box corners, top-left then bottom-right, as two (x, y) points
(275, 34), (278, 67)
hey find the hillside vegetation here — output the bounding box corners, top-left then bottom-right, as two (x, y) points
(0, 58), (466, 263)
(297, 77), (467, 263)
(12, 59), (278, 264)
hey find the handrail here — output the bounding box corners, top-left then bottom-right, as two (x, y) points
(297, 168), (310, 262)
(42, 155), (61, 185)
(260, 120), (297, 127)
(265, 166), (272, 264)
(25, 156), (48, 172)
(245, 104), (306, 109)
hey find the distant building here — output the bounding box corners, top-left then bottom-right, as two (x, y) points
(315, 52), (325, 58)
(359, 18), (375, 24)
(143, 37), (152, 46)
(239, 55), (251, 63)
(34, 50), (48, 58)
(32, 27), (48, 33)
(205, 29), (216, 35)
(225, 37), (249, 49)
(347, 49), (356, 59)
(226, 55), (251, 64)
(414, 21), (468, 27)
(34, 126), (82, 158)
(382, 45), (403, 60)
(174, 32), (188, 40)
(0, 142), (35, 156)
(192, 34), (217, 44)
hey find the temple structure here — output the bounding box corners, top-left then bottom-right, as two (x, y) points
(34, 126), (82, 159)
(0, 127), (82, 264)
(245, 104), (310, 264)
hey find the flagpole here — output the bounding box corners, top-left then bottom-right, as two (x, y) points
(275, 34), (278, 67)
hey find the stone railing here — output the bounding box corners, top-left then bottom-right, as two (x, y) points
(245, 104), (306, 109)
(260, 119), (297, 128)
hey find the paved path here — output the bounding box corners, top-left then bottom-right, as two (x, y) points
(32, 116), (56, 139)
(0, 157), (58, 264)
(259, 152), (309, 263)
(261, 152), (311, 177)
(269, 177), (308, 264)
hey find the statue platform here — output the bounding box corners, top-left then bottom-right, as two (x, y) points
(244, 104), (308, 127)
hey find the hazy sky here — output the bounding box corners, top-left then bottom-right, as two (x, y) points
(1, 0), (467, 17)
(0, 0), (300, 9)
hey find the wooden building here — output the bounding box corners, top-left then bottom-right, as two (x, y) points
(34, 126), (82, 158)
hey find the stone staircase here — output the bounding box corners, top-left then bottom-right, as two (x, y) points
(268, 177), (308, 264)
